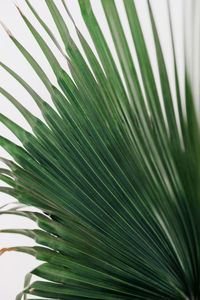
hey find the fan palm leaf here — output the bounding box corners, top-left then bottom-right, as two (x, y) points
(0, 0), (200, 299)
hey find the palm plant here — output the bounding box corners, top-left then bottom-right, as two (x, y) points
(0, 0), (200, 299)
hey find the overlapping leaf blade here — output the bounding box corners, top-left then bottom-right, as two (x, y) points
(0, 0), (200, 299)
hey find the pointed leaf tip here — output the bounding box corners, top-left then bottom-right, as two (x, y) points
(15, 5), (24, 16)
(0, 21), (12, 36)
(0, 247), (17, 256)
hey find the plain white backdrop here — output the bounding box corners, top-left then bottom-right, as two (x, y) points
(0, 0), (184, 299)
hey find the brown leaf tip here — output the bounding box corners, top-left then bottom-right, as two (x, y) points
(0, 22), (12, 36)
(0, 247), (17, 256)
(15, 5), (24, 17)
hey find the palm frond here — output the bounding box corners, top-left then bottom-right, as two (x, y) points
(0, 1), (200, 299)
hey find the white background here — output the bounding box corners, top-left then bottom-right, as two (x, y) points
(0, 0), (184, 299)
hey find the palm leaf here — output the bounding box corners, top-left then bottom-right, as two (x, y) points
(0, 1), (200, 299)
